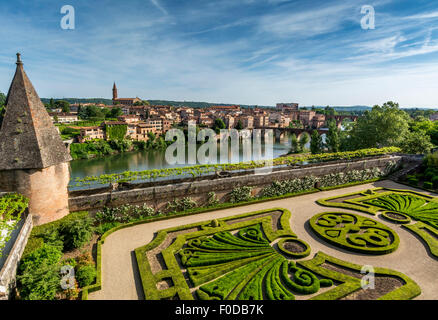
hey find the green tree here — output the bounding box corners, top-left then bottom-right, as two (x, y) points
(109, 107), (123, 118)
(0, 91), (6, 106)
(213, 118), (226, 134)
(55, 100), (70, 113)
(235, 120), (244, 130)
(346, 101), (410, 150)
(290, 134), (300, 153)
(398, 130), (433, 154)
(326, 120), (340, 152)
(310, 130), (323, 154)
(299, 133), (310, 152)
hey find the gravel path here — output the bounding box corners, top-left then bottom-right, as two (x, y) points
(89, 180), (438, 300)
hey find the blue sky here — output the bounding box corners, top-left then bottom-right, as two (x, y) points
(0, 0), (438, 107)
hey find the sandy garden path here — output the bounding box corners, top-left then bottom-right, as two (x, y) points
(89, 180), (438, 300)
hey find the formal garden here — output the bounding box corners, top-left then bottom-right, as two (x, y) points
(4, 177), (438, 300)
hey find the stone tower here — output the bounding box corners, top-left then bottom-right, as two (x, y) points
(0, 53), (72, 225)
(112, 82), (118, 101)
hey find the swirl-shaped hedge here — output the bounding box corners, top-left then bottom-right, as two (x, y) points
(309, 212), (399, 254)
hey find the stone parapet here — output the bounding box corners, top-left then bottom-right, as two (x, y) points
(69, 155), (403, 212)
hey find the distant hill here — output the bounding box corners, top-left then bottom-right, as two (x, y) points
(302, 106), (371, 111)
(38, 98), (438, 111)
(40, 98), (273, 109)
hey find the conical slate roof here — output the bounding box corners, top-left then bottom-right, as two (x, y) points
(0, 54), (72, 170)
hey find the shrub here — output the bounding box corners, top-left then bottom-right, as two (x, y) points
(423, 152), (438, 168)
(95, 204), (156, 224)
(95, 221), (121, 235)
(207, 192), (219, 206)
(60, 217), (94, 251)
(431, 176), (438, 188)
(17, 244), (63, 300)
(229, 186), (253, 203)
(41, 229), (64, 252)
(75, 252), (94, 268)
(75, 265), (97, 288)
(167, 197), (197, 212)
(424, 181), (433, 190)
(408, 177), (418, 186)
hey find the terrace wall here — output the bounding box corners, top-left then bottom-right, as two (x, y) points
(0, 212), (32, 300)
(69, 155), (403, 213)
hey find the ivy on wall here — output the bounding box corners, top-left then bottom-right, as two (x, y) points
(105, 124), (127, 141)
(0, 193), (28, 257)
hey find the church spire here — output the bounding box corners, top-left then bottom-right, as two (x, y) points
(112, 82), (118, 100)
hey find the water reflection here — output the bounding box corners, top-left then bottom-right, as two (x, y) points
(69, 138), (292, 183)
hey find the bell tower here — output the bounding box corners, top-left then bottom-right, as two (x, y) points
(112, 82), (118, 102)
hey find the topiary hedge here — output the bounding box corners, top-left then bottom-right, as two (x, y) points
(132, 208), (419, 300)
(309, 212), (400, 255)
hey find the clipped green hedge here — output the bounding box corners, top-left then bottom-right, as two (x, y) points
(403, 222), (438, 259)
(81, 178), (397, 299)
(299, 252), (421, 300)
(277, 237), (311, 259)
(309, 212), (400, 255)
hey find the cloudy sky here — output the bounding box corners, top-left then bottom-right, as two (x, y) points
(0, 0), (437, 107)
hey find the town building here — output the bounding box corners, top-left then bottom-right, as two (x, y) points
(49, 112), (78, 123)
(112, 82), (141, 106)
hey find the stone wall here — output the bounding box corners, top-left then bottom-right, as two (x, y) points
(69, 155), (402, 213)
(0, 162), (70, 225)
(0, 212), (32, 300)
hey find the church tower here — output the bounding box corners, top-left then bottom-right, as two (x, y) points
(0, 54), (72, 225)
(112, 82), (118, 101)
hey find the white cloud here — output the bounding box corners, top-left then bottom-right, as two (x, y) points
(258, 3), (356, 38)
(150, 0), (168, 15)
(404, 11), (438, 20)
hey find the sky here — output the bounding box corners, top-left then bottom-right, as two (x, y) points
(0, 0), (437, 107)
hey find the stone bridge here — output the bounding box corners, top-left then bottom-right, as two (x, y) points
(261, 127), (328, 142)
(326, 115), (358, 128)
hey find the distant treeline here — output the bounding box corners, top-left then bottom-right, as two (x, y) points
(38, 97), (437, 115)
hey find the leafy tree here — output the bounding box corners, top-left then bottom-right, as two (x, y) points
(410, 119), (438, 146)
(235, 120), (244, 130)
(299, 133), (310, 151)
(81, 105), (105, 120)
(109, 107), (123, 118)
(398, 130), (433, 154)
(310, 130), (323, 154)
(290, 134), (300, 153)
(213, 118), (226, 134)
(326, 120), (340, 152)
(346, 101), (410, 150)
(147, 131), (156, 143)
(0, 91), (6, 106)
(55, 100), (70, 113)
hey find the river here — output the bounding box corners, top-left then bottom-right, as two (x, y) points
(69, 138), (295, 187)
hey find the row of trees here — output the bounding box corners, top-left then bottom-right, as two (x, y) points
(77, 105), (123, 120)
(300, 102), (435, 155)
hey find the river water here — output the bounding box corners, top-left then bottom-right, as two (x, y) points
(68, 138), (294, 186)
